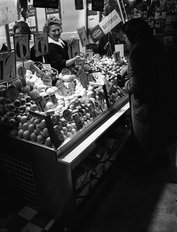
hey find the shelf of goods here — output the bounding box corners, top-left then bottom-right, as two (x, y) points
(0, 54), (130, 229)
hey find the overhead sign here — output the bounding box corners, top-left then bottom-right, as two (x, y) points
(0, 51), (16, 83)
(75, 0), (84, 10)
(92, 0), (104, 11)
(14, 34), (30, 61)
(90, 10), (122, 43)
(33, 0), (59, 8)
(0, 0), (17, 26)
(45, 8), (61, 20)
(34, 32), (48, 57)
(27, 3), (38, 33)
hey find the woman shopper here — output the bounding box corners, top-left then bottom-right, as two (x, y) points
(43, 16), (81, 73)
(122, 18), (176, 171)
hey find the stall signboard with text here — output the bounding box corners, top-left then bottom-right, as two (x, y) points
(0, 0), (17, 26)
(90, 10), (122, 43)
(89, 24), (104, 43)
(45, 7), (61, 20)
(27, 2), (38, 33)
(34, 32), (48, 57)
(0, 52), (16, 83)
(14, 34), (30, 61)
(99, 10), (122, 35)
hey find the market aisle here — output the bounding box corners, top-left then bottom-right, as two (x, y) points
(71, 136), (177, 232)
(0, 135), (177, 232)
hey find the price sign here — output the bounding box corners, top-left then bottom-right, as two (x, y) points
(0, 0), (17, 26)
(114, 51), (120, 62)
(71, 39), (80, 57)
(0, 51), (16, 83)
(77, 27), (89, 47)
(14, 34), (30, 61)
(34, 32), (48, 57)
(78, 71), (89, 89)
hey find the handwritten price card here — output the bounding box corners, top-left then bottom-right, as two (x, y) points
(34, 32), (48, 57)
(14, 34), (30, 61)
(78, 71), (88, 89)
(0, 51), (16, 83)
(0, 0), (17, 26)
(77, 27), (89, 47)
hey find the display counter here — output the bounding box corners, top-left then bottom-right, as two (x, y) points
(0, 95), (130, 229)
(0, 53), (131, 229)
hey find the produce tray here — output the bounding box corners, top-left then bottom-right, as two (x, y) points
(57, 95), (129, 159)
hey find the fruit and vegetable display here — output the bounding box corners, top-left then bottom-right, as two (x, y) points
(0, 55), (128, 149)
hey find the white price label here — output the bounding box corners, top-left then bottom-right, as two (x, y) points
(14, 34), (30, 61)
(71, 39), (80, 57)
(0, 51), (16, 83)
(77, 27), (89, 47)
(34, 32), (48, 57)
(0, 0), (17, 26)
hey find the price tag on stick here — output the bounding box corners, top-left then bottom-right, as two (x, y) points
(0, 51), (16, 83)
(14, 34), (30, 61)
(34, 32), (48, 57)
(77, 27), (89, 47)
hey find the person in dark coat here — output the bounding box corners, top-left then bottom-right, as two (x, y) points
(122, 18), (176, 170)
(43, 16), (81, 73)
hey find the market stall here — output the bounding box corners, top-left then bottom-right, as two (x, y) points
(0, 0), (134, 230)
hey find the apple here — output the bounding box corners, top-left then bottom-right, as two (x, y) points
(28, 124), (35, 134)
(18, 129), (24, 138)
(42, 128), (49, 138)
(20, 115), (28, 124)
(23, 130), (30, 140)
(45, 137), (52, 147)
(37, 134), (45, 144)
(22, 122), (29, 131)
(30, 132), (37, 142)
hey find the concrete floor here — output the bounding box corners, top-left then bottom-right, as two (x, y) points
(0, 135), (177, 232)
(72, 135), (177, 232)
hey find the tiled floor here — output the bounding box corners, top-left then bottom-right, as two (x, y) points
(1, 134), (177, 232)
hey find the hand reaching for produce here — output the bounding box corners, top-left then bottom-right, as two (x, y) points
(66, 55), (83, 67)
(124, 78), (132, 94)
(68, 36), (77, 45)
(120, 65), (128, 77)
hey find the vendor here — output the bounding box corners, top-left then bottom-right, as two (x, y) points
(43, 16), (81, 73)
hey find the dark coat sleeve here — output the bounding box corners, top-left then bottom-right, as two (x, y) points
(30, 46), (44, 63)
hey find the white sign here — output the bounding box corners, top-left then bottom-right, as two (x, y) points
(0, 51), (16, 83)
(71, 39), (80, 57)
(77, 27), (89, 47)
(0, 0), (17, 26)
(115, 44), (124, 58)
(14, 34), (30, 61)
(99, 10), (122, 35)
(34, 32), (48, 57)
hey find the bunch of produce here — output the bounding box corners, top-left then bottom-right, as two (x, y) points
(0, 55), (127, 149)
